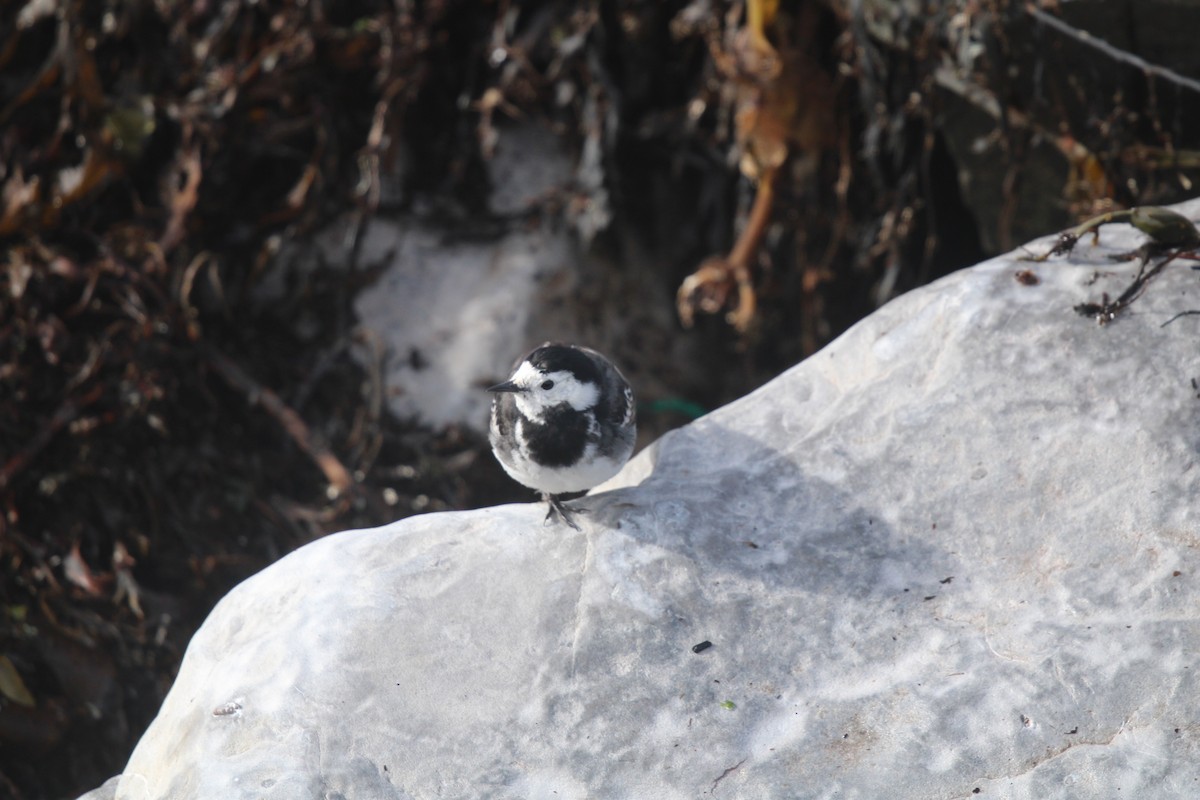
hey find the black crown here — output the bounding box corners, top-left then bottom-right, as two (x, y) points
(528, 344), (602, 384)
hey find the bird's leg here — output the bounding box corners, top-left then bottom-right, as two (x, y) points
(543, 493), (585, 531)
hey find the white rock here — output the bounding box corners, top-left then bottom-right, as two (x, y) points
(89, 201), (1200, 799)
(350, 214), (573, 432)
(349, 124), (580, 433)
(295, 123), (685, 435)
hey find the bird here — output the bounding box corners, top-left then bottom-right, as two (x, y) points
(488, 343), (636, 530)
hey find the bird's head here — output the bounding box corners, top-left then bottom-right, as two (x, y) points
(488, 344), (601, 419)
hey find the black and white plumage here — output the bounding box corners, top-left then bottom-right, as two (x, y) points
(488, 343), (636, 530)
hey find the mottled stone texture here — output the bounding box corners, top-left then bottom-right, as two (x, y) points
(84, 201), (1200, 799)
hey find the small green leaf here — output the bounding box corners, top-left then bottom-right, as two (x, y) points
(104, 101), (156, 159)
(1130, 206), (1200, 247)
(720, 700), (736, 710)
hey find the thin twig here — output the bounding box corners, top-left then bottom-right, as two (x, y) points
(1025, 7), (1200, 97)
(201, 345), (354, 496)
(1161, 310), (1200, 328)
(710, 757), (747, 794)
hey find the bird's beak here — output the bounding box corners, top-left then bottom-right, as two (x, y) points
(487, 380), (523, 393)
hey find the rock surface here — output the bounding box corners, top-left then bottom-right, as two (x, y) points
(85, 202), (1200, 799)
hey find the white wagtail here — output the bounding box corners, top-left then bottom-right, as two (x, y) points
(488, 343), (636, 530)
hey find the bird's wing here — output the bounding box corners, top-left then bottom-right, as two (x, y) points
(581, 347), (635, 428)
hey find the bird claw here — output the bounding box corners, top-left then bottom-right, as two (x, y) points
(544, 494), (585, 531)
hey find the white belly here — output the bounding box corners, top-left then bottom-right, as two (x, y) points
(497, 446), (629, 495)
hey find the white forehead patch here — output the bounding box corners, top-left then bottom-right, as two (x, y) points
(510, 361), (544, 388)
(510, 360), (599, 418)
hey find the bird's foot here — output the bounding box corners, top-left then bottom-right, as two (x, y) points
(544, 494), (585, 531)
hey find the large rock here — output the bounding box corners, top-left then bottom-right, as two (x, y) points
(85, 203), (1200, 799)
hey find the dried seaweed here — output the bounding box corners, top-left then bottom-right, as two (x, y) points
(0, 2), (487, 796)
(1020, 206), (1200, 323)
(664, 0), (1200, 352)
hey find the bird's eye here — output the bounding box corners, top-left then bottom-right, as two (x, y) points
(541, 380), (554, 390)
